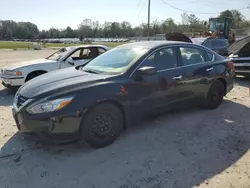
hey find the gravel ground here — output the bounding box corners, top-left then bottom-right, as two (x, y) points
(0, 49), (250, 188)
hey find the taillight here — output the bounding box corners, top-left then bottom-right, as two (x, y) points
(227, 61), (235, 72)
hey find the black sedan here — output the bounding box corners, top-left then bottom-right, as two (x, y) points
(12, 41), (235, 148)
(191, 37), (229, 56)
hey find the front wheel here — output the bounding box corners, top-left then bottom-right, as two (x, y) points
(79, 103), (123, 148)
(203, 80), (225, 109)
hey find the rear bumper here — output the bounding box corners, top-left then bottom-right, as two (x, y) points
(226, 81), (234, 94)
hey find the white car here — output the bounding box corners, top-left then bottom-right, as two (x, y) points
(0, 45), (109, 88)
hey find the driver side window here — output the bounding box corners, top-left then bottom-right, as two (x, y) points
(82, 47), (99, 59)
(142, 47), (178, 71)
(69, 47), (100, 60)
(70, 49), (82, 60)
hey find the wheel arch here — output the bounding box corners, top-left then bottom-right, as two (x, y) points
(215, 77), (227, 96)
(25, 70), (48, 82)
(207, 77), (227, 96)
(81, 99), (128, 129)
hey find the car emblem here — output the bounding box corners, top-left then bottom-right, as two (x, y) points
(14, 93), (20, 104)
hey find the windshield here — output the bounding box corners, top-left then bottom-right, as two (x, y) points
(81, 47), (148, 74)
(46, 47), (71, 61)
(209, 19), (225, 32)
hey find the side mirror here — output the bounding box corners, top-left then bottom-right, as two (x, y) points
(66, 57), (74, 66)
(136, 66), (157, 75)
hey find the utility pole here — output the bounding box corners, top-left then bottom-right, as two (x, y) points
(148, 0), (151, 40)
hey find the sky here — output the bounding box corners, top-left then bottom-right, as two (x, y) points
(0, 0), (250, 30)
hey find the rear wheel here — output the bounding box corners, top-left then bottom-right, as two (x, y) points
(203, 80), (225, 109)
(79, 103), (123, 148)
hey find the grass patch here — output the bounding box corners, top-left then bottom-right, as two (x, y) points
(0, 41), (33, 49)
(0, 41), (127, 49)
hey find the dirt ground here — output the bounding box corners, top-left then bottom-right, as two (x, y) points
(0, 49), (250, 188)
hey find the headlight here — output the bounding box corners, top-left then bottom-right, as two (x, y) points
(26, 96), (74, 114)
(4, 70), (22, 76)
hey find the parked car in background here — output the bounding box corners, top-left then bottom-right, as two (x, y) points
(12, 41), (235, 148)
(0, 45), (109, 88)
(191, 37), (229, 56)
(228, 36), (250, 77)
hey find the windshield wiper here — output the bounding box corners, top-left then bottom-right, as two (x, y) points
(83, 69), (99, 74)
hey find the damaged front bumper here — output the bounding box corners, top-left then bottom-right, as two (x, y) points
(12, 102), (82, 142)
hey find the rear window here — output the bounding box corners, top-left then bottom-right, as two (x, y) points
(203, 40), (212, 49)
(212, 40), (229, 48)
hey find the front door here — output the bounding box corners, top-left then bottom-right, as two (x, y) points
(61, 47), (100, 68)
(129, 46), (187, 114)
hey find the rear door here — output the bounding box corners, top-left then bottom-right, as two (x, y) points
(177, 45), (216, 99)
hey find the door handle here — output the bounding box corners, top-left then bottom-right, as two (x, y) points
(206, 67), (214, 72)
(173, 75), (183, 80)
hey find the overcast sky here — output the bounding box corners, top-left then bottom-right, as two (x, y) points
(1, 0), (249, 30)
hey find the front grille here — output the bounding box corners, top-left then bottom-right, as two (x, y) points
(16, 95), (28, 108)
(235, 67), (250, 71)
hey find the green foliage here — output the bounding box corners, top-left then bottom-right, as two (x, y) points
(218, 10), (250, 28)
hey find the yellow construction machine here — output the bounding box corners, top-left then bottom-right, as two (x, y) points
(202, 17), (236, 44)
(165, 17), (236, 45)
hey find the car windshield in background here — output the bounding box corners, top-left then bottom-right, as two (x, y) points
(81, 48), (148, 74)
(46, 47), (71, 61)
(191, 38), (206, 45)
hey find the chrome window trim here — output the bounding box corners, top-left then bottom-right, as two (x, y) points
(129, 44), (216, 77)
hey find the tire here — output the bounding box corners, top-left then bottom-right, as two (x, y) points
(203, 80), (225, 109)
(25, 72), (46, 82)
(79, 103), (123, 148)
(2, 83), (19, 91)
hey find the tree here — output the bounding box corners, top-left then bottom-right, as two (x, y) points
(230, 10), (245, 28)
(92, 21), (100, 37)
(103, 22), (112, 37)
(121, 21), (132, 37)
(151, 20), (161, 36)
(65, 26), (74, 38)
(78, 19), (93, 37)
(218, 10), (233, 19)
(110, 22), (121, 37)
(181, 13), (189, 25)
(187, 14), (200, 25)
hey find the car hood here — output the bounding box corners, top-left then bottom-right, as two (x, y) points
(1, 59), (56, 70)
(228, 36), (250, 56)
(19, 67), (115, 98)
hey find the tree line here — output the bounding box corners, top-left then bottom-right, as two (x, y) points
(0, 9), (249, 40)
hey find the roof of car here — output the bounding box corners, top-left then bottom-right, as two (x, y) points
(116, 41), (190, 49)
(191, 38), (208, 44)
(71, 44), (109, 49)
